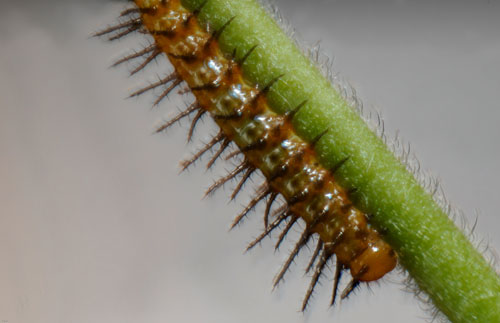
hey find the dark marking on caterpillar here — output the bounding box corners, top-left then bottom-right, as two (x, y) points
(96, 0), (398, 311)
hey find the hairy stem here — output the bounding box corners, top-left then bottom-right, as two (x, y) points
(181, 0), (500, 321)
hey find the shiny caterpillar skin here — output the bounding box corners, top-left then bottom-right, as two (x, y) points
(96, 0), (397, 310)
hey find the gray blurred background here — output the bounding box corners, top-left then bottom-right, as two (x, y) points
(1, 0), (499, 322)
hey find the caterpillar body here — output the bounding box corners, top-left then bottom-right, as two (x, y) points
(96, 0), (397, 310)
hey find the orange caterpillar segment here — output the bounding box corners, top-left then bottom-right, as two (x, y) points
(98, 0), (397, 310)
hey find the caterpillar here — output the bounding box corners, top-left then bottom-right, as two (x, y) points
(95, 0), (397, 311)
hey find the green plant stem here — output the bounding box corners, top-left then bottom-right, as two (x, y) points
(182, 0), (500, 321)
